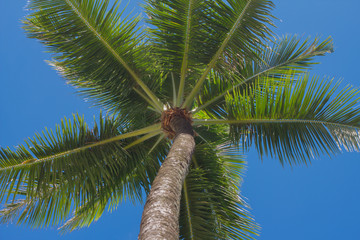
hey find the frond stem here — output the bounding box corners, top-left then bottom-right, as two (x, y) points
(193, 119), (360, 130)
(123, 130), (162, 150)
(193, 37), (334, 113)
(172, 72), (177, 106)
(183, 0), (253, 108)
(148, 134), (166, 154)
(0, 124), (161, 172)
(191, 156), (199, 169)
(183, 179), (194, 240)
(177, 0), (194, 106)
(133, 88), (161, 114)
(64, 0), (163, 112)
(193, 62), (294, 113)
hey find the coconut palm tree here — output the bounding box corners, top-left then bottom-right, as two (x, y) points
(1, 0), (360, 239)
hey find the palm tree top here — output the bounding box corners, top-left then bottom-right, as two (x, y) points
(1, 0), (360, 239)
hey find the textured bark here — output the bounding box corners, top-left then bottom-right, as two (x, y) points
(139, 116), (195, 240)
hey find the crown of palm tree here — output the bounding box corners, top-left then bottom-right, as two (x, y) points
(1, 0), (359, 239)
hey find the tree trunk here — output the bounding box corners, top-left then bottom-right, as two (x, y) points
(138, 116), (195, 240)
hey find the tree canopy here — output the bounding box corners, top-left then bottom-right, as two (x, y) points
(1, 0), (360, 239)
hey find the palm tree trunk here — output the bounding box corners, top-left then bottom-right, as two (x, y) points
(139, 116), (195, 240)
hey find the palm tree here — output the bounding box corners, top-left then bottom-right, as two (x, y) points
(1, 0), (360, 239)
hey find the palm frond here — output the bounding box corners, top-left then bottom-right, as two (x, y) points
(0, 113), (160, 211)
(145, 0), (213, 107)
(194, 73), (360, 165)
(0, 199), (27, 224)
(195, 36), (334, 115)
(0, 187), (74, 228)
(59, 132), (169, 232)
(0, 161), (135, 230)
(58, 191), (111, 232)
(183, 0), (275, 108)
(179, 126), (258, 239)
(24, 0), (163, 113)
(0, 114), (167, 229)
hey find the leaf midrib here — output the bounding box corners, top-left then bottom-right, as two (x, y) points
(193, 52), (308, 113)
(177, 0), (195, 106)
(193, 118), (360, 130)
(183, 180), (194, 240)
(0, 124), (161, 172)
(193, 37), (335, 113)
(64, 0), (163, 111)
(183, 0), (253, 108)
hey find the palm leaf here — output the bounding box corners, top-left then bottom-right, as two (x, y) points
(195, 36), (334, 115)
(194, 73), (360, 165)
(0, 114), (166, 229)
(145, 0), (214, 106)
(0, 198), (28, 224)
(183, 0), (275, 108)
(57, 135), (170, 232)
(0, 113), (161, 212)
(24, 0), (163, 113)
(0, 187), (74, 228)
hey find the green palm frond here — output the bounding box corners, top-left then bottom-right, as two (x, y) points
(183, 0), (275, 108)
(205, 0), (275, 62)
(58, 191), (113, 232)
(145, 0), (204, 70)
(0, 113), (161, 209)
(56, 135), (170, 232)
(0, 170), (131, 230)
(145, 0), (214, 106)
(195, 36), (334, 115)
(24, 0), (163, 113)
(58, 148), (157, 233)
(0, 187), (74, 228)
(194, 74), (360, 165)
(179, 126), (258, 239)
(0, 114), (166, 229)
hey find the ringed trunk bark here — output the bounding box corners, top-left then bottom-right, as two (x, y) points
(139, 115), (195, 240)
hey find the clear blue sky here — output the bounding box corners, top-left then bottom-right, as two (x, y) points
(1, 1), (360, 239)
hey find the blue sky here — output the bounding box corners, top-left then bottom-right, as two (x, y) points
(1, 0), (360, 239)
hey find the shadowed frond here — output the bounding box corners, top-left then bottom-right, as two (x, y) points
(195, 36), (334, 115)
(23, 0), (163, 113)
(179, 126), (258, 239)
(194, 74), (360, 165)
